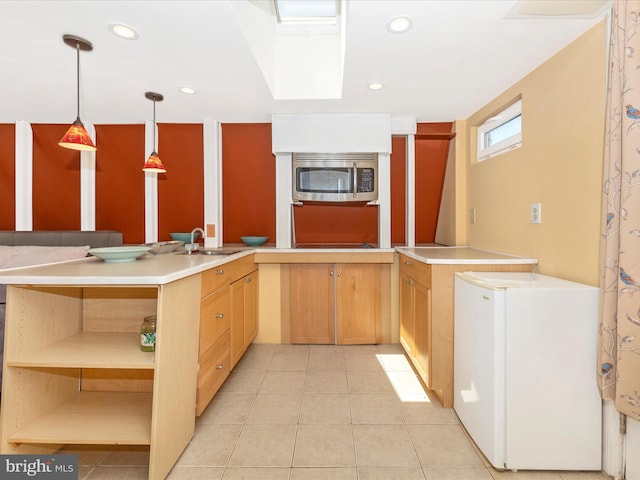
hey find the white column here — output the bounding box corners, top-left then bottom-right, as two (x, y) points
(275, 153), (293, 248)
(626, 417), (640, 479)
(203, 119), (221, 248)
(14, 121), (33, 231)
(406, 135), (416, 247)
(378, 153), (391, 248)
(80, 122), (96, 231)
(144, 120), (159, 243)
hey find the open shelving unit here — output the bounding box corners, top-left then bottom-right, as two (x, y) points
(0, 277), (201, 479)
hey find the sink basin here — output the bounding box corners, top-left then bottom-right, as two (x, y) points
(177, 249), (240, 256)
(201, 249), (241, 256)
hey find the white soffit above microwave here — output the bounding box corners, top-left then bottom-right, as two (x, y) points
(229, 0), (346, 100)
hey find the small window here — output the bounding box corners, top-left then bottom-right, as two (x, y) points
(477, 99), (522, 161)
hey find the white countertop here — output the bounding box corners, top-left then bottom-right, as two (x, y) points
(396, 246), (537, 265)
(0, 246), (536, 286)
(0, 250), (256, 285)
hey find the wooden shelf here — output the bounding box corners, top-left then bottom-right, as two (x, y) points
(8, 332), (155, 369)
(8, 391), (152, 446)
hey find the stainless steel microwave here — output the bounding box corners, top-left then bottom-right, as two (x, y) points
(292, 152), (378, 202)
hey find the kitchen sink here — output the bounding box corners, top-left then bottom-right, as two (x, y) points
(177, 249), (241, 256)
(199, 249), (240, 255)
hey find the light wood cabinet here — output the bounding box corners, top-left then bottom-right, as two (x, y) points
(197, 255), (258, 415)
(197, 283), (230, 416)
(399, 257), (432, 386)
(413, 281), (430, 385)
(335, 263), (381, 344)
(290, 263), (381, 345)
(0, 277), (201, 480)
(230, 269), (259, 368)
(398, 253), (532, 408)
(290, 264), (335, 344)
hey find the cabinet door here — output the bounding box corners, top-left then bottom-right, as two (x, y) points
(244, 270), (258, 348)
(399, 270), (414, 355)
(243, 270), (259, 346)
(230, 276), (246, 368)
(336, 264), (380, 345)
(413, 281), (431, 387)
(290, 264), (335, 344)
(230, 269), (259, 368)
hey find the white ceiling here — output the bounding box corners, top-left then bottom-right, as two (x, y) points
(0, 0), (609, 125)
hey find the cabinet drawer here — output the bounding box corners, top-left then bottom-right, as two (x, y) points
(399, 254), (431, 287)
(200, 287), (230, 352)
(201, 254), (256, 296)
(197, 330), (230, 416)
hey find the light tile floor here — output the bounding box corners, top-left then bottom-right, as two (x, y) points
(66, 344), (611, 480)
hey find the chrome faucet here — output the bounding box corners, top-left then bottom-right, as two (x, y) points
(186, 227), (205, 254)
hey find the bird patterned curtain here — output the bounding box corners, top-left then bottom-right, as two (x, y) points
(599, 0), (640, 422)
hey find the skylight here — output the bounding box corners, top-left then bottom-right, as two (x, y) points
(274, 0), (338, 24)
(230, 0), (346, 100)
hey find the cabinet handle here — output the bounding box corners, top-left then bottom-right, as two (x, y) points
(216, 313), (224, 318)
(245, 277), (252, 283)
(406, 279), (415, 285)
(337, 272), (341, 277)
(216, 269), (224, 275)
(405, 260), (413, 265)
(215, 364), (224, 369)
(330, 271), (334, 276)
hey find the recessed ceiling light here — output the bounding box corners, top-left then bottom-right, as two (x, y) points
(368, 82), (384, 91)
(109, 23), (139, 40)
(179, 86), (197, 95)
(387, 16), (413, 33)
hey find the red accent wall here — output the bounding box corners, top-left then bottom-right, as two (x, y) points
(391, 136), (406, 245)
(158, 123), (204, 242)
(32, 124), (81, 230)
(293, 204), (379, 246)
(222, 123), (276, 244)
(95, 125), (146, 244)
(0, 124), (15, 229)
(415, 122), (453, 244)
(2, 122), (451, 246)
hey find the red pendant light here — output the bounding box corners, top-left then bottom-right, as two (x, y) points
(58, 34), (96, 152)
(142, 92), (166, 173)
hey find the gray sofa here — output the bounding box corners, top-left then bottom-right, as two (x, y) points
(0, 230), (123, 248)
(0, 230), (123, 391)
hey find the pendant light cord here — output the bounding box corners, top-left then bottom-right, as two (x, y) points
(152, 99), (157, 152)
(76, 43), (80, 120)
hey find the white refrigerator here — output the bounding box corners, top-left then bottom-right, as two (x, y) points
(453, 272), (602, 471)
